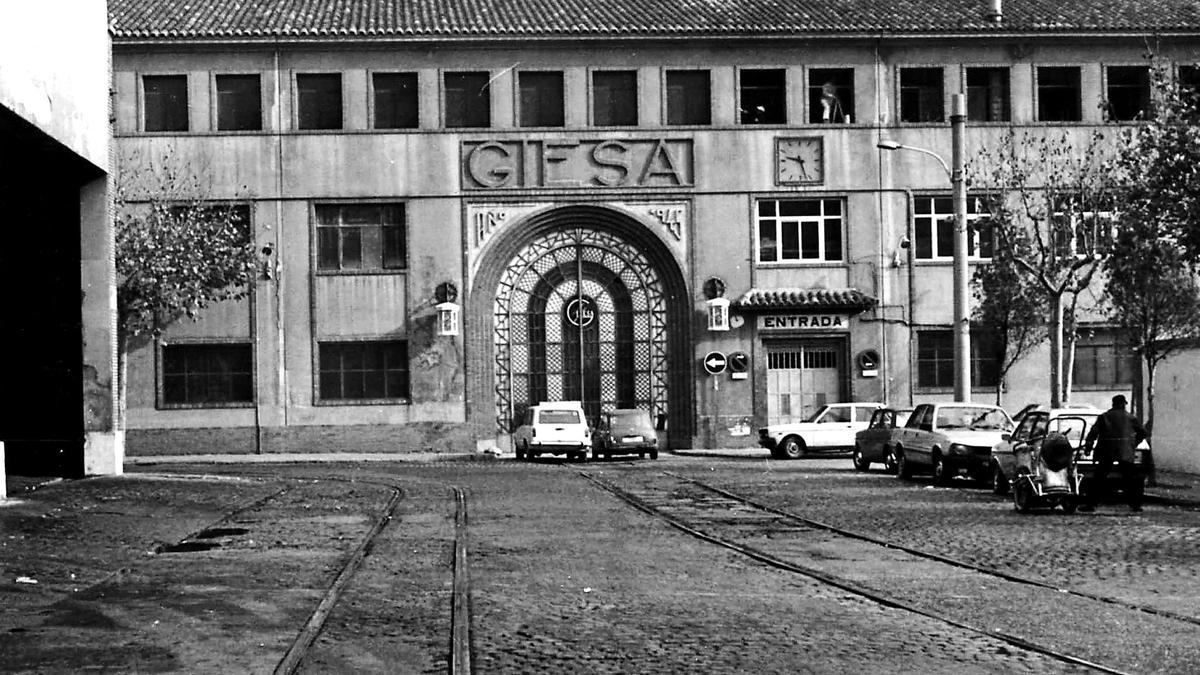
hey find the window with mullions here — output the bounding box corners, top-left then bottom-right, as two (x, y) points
(1050, 195), (1116, 257)
(1037, 66), (1082, 122)
(143, 75), (188, 132)
(809, 68), (854, 124)
(899, 67), (944, 122)
(318, 341), (409, 401)
(739, 69), (786, 124)
(666, 70), (711, 125)
(966, 67), (1010, 122)
(162, 343), (253, 406)
(1105, 66), (1152, 121)
(444, 72), (491, 128)
(297, 73), (343, 130)
(913, 196), (993, 260)
(1073, 329), (1136, 387)
(592, 70), (638, 126)
(916, 330), (999, 389)
(518, 71), (565, 127)
(216, 74), (261, 131)
(756, 198), (844, 263)
(315, 204), (406, 272)
(373, 72), (419, 129)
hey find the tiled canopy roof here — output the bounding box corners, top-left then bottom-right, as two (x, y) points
(108, 0), (1200, 41)
(733, 287), (877, 312)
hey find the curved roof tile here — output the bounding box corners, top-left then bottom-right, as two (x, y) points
(733, 287), (878, 312)
(108, 0), (1200, 40)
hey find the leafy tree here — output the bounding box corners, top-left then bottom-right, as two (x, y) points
(968, 130), (1117, 407)
(114, 150), (258, 425)
(971, 236), (1048, 405)
(1106, 68), (1200, 440)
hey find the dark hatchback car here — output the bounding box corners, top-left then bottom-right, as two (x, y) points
(853, 407), (913, 473)
(592, 409), (659, 460)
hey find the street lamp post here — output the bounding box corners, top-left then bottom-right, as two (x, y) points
(879, 93), (971, 402)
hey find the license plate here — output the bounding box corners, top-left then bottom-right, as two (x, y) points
(622, 436), (644, 443)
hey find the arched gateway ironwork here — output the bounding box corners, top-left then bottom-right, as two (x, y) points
(493, 227), (669, 431)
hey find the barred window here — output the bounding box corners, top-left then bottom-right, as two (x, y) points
(756, 198), (844, 263)
(315, 204), (406, 272)
(913, 196), (993, 260)
(318, 341), (409, 401)
(162, 343), (253, 406)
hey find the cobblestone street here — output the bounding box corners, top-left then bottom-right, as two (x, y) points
(5, 455), (1200, 672)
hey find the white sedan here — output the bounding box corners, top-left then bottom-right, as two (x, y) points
(758, 402), (884, 459)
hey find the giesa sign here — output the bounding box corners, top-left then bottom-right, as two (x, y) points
(463, 138), (694, 189)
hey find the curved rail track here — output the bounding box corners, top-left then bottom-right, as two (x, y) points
(577, 467), (1200, 675)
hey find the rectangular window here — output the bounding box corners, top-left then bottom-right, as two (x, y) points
(666, 70), (711, 125)
(1050, 195), (1116, 257)
(162, 343), (253, 405)
(1179, 65), (1200, 94)
(809, 68), (854, 123)
(756, 198), (843, 263)
(373, 72), (419, 129)
(444, 71), (491, 128)
(1073, 329), (1136, 387)
(297, 73), (343, 130)
(319, 341), (410, 401)
(143, 75), (188, 132)
(592, 70), (638, 126)
(739, 68), (786, 124)
(1105, 66), (1152, 121)
(216, 74), (262, 131)
(913, 196), (993, 260)
(899, 68), (944, 122)
(916, 330), (999, 389)
(518, 71), (565, 127)
(315, 203), (406, 272)
(1037, 66), (1082, 122)
(965, 67), (1010, 122)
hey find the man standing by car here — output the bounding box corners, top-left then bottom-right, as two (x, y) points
(1082, 395), (1148, 512)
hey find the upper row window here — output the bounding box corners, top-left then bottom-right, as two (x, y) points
(756, 198), (844, 263)
(140, 64), (1163, 132)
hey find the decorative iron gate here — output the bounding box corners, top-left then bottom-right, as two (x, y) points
(494, 227), (668, 431)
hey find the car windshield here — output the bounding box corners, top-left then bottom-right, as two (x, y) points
(539, 410), (580, 424)
(805, 406), (850, 423)
(936, 406), (1011, 431)
(895, 410), (913, 426)
(610, 410), (652, 428)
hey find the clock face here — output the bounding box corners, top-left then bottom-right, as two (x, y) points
(775, 137), (824, 185)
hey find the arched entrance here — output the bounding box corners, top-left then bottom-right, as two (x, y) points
(467, 205), (691, 448)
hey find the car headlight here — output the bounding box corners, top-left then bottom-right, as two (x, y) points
(949, 443), (967, 456)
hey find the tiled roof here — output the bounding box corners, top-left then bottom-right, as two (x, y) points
(732, 287), (877, 312)
(108, 0), (1200, 41)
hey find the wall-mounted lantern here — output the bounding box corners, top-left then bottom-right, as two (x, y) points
(703, 276), (730, 332)
(435, 282), (460, 336)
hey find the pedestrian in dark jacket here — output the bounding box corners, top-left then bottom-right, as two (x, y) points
(1082, 394), (1148, 512)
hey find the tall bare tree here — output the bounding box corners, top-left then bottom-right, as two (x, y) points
(968, 130), (1118, 406)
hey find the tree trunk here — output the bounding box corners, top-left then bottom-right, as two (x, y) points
(1144, 361), (1157, 486)
(1062, 329), (1077, 405)
(117, 336), (128, 432)
(1049, 293), (1065, 407)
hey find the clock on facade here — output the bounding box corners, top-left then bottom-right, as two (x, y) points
(775, 136), (824, 185)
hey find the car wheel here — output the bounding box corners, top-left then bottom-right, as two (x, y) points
(932, 453), (952, 486)
(852, 445), (870, 472)
(649, 449), (659, 460)
(991, 463), (1010, 496)
(1061, 500), (1078, 515)
(1013, 477), (1033, 513)
(883, 446), (899, 475)
(779, 436), (806, 460)
(896, 449), (913, 479)
(517, 441), (529, 461)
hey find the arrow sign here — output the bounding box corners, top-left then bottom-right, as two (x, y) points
(703, 351), (727, 375)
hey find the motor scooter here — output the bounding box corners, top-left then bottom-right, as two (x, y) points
(1011, 432), (1081, 513)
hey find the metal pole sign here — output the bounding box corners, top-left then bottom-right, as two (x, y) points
(728, 351), (749, 380)
(703, 351), (727, 375)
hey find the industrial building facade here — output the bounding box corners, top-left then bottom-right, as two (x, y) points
(108, 0), (1200, 454)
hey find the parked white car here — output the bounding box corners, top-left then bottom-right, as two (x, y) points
(513, 401), (592, 461)
(758, 402), (884, 459)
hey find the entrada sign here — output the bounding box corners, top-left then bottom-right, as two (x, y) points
(463, 138), (694, 189)
(757, 314), (849, 330)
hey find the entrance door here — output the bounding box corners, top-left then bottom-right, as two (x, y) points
(766, 340), (845, 425)
(494, 227), (669, 430)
